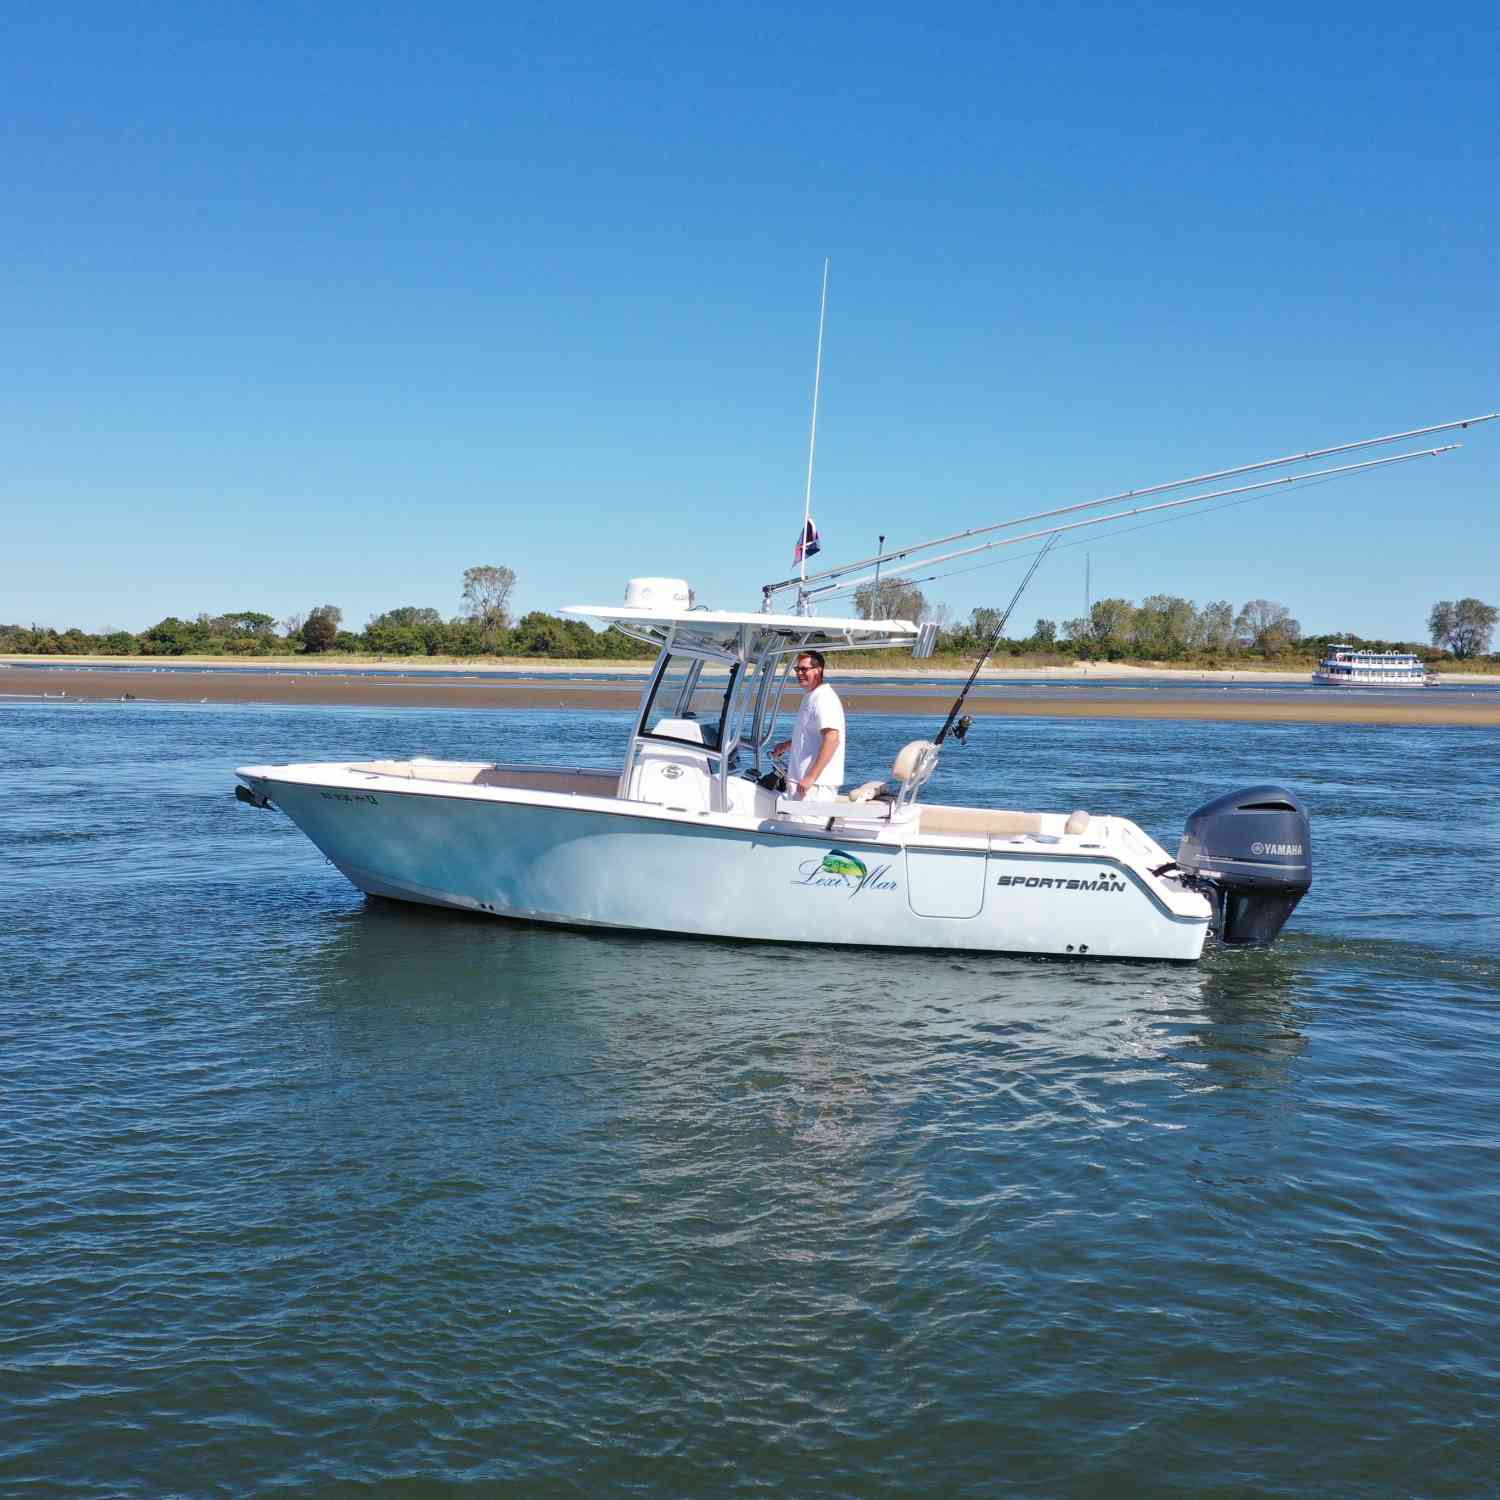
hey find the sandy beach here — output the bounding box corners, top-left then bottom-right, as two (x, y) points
(4, 657), (1498, 725)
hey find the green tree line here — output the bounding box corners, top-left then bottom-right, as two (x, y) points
(3, 570), (1495, 665)
(0, 612), (656, 660)
(905, 594), (1498, 665)
(0, 563), (654, 660)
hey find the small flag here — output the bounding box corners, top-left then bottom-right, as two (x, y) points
(794, 518), (821, 564)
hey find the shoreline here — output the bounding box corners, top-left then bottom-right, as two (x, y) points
(6, 652), (1498, 686)
(5, 665), (1498, 725)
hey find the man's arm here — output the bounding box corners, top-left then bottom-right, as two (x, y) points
(792, 728), (840, 798)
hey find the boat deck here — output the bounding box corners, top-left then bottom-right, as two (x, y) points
(343, 758), (1090, 843)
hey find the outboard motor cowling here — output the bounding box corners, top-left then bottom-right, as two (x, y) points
(1178, 785), (1312, 947)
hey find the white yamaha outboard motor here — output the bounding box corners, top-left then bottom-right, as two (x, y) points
(1177, 785), (1312, 947)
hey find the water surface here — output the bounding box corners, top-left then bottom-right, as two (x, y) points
(3, 702), (1497, 1496)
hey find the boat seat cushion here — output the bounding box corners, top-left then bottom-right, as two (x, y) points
(917, 807), (1047, 836)
(892, 739), (936, 783)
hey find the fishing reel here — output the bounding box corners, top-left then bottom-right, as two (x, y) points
(950, 714), (974, 746)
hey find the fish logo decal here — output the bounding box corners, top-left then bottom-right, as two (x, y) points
(793, 848), (898, 896)
(820, 850), (868, 880)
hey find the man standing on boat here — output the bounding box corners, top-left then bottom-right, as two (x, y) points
(773, 651), (845, 799)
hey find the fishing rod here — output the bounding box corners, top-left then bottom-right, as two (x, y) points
(935, 532), (1060, 748)
(761, 411), (1499, 606)
(805, 444), (1459, 605)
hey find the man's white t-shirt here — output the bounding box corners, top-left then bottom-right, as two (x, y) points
(788, 682), (845, 792)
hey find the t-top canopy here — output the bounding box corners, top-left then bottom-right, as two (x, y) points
(561, 603), (922, 652)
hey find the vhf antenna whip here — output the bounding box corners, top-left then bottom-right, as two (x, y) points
(795, 259), (830, 616)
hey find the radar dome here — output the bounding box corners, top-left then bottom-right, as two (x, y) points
(624, 577), (692, 610)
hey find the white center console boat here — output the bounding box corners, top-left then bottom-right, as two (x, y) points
(232, 408), (1500, 959)
(236, 579), (1313, 961)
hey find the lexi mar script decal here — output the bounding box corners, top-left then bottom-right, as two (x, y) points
(792, 849), (899, 898)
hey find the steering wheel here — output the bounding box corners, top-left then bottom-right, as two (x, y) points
(750, 747), (789, 791)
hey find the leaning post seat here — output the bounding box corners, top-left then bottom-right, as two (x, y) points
(892, 739), (940, 815)
(772, 738), (941, 823)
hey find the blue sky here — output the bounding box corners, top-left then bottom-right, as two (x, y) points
(3, 1), (1496, 641)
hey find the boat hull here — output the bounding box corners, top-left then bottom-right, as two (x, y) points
(1311, 672), (1429, 686)
(240, 770), (1211, 962)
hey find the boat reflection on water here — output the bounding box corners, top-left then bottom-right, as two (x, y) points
(288, 896), (1315, 1128)
(263, 898), (1325, 1298)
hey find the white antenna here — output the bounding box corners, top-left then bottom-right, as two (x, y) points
(797, 258), (830, 614)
